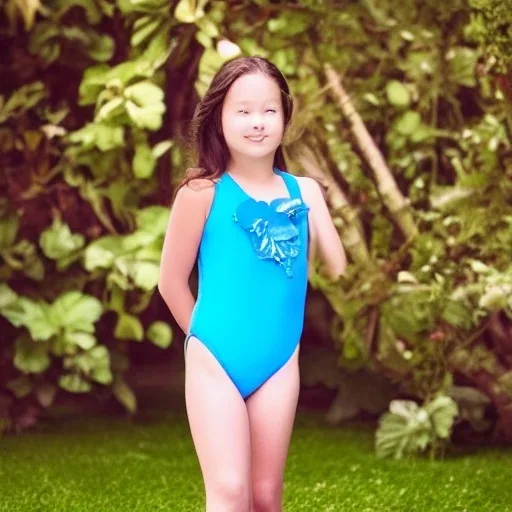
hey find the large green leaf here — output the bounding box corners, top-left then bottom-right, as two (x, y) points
(375, 400), (432, 459)
(424, 396), (458, 439)
(51, 292), (103, 333)
(39, 218), (85, 261)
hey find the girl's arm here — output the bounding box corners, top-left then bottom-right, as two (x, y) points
(299, 176), (347, 280)
(158, 179), (214, 334)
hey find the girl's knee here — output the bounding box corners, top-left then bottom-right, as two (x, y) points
(252, 480), (282, 512)
(206, 472), (251, 509)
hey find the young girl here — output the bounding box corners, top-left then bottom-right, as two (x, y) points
(158, 56), (346, 512)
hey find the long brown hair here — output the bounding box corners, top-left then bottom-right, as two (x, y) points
(178, 56), (293, 192)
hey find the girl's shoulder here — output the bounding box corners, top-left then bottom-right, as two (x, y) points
(295, 175), (325, 204)
(176, 177), (219, 222)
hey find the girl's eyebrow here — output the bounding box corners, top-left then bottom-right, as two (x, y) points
(232, 99), (280, 106)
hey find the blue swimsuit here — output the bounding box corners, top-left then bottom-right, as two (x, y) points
(185, 168), (309, 400)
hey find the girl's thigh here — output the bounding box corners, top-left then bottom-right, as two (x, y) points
(246, 344), (300, 490)
(185, 336), (252, 490)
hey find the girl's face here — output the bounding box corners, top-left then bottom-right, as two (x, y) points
(221, 72), (285, 162)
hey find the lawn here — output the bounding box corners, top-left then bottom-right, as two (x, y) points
(0, 399), (510, 512)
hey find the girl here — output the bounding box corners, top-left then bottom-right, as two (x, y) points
(158, 56), (346, 512)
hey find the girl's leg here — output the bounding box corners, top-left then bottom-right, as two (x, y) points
(246, 344), (300, 512)
(185, 336), (253, 512)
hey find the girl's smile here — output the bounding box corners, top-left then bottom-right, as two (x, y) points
(245, 135), (267, 143)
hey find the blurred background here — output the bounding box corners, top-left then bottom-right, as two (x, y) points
(1, 0), (512, 510)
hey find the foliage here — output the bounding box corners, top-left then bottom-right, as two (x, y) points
(375, 395), (459, 459)
(0, 0), (176, 430)
(1, 0), (511, 456)
(467, 0), (512, 73)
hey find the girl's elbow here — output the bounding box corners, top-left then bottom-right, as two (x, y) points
(157, 271), (177, 302)
(158, 270), (189, 302)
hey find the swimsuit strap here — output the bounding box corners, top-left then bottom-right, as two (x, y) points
(276, 169), (303, 201)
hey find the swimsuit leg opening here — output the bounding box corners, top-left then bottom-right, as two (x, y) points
(245, 340), (301, 399)
(184, 333), (245, 400)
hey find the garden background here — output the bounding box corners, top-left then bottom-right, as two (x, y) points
(1, 0), (512, 510)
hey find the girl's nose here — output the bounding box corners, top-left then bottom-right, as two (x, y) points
(252, 114), (263, 129)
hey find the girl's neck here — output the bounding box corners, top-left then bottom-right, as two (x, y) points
(226, 155), (276, 184)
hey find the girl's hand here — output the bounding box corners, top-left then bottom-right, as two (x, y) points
(299, 177), (347, 281)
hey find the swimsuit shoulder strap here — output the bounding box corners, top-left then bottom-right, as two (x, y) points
(277, 169), (303, 201)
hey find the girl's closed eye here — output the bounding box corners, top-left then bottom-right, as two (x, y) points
(237, 109), (277, 114)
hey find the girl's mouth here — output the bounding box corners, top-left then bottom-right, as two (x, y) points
(246, 135), (266, 142)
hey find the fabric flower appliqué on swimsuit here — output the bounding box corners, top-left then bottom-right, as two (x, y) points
(233, 197), (309, 277)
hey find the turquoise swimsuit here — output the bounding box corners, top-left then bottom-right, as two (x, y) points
(185, 168), (309, 399)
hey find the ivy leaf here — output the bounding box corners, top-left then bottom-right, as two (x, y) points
(115, 312), (144, 341)
(147, 321), (172, 348)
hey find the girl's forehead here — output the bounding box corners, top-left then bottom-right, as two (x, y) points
(225, 73), (281, 103)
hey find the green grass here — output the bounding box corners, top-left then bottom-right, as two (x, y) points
(0, 405), (510, 512)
